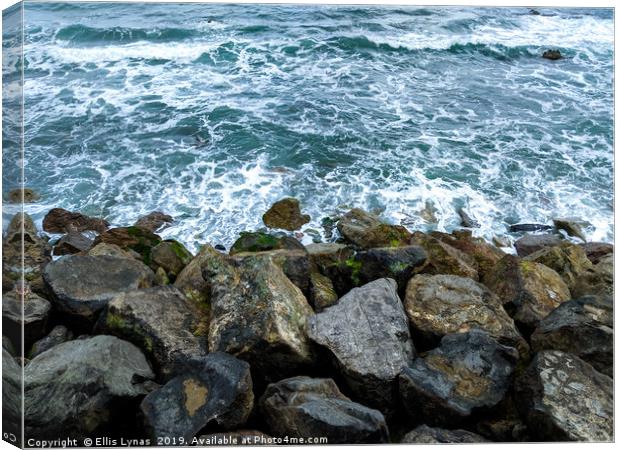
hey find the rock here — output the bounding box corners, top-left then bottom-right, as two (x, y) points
(28, 325), (73, 359)
(431, 230), (504, 277)
(173, 245), (218, 304)
(307, 278), (415, 412)
(154, 267), (170, 286)
(195, 431), (272, 446)
(515, 350), (612, 441)
(5, 211), (38, 236)
(542, 49), (562, 60)
(2, 289), (51, 348)
(2, 347), (22, 438)
(42, 208), (109, 233)
(214, 244), (226, 252)
(6, 187), (40, 203)
(417, 200), (438, 224)
(571, 253), (613, 298)
(492, 235), (511, 248)
(92, 227), (162, 264)
(308, 272), (338, 311)
(306, 243), (355, 296)
(52, 232), (93, 256)
(260, 376), (388, 443)
(24, 335), (154, 440)
(457, 207), (479, 228)
(321, 216), (338, 240)
(399, 330), (518, 426)
(530, 9), (541, 15)
(95, 286), (208, 381)
(3, 335), (16, 356)
(229, 231), (304, 255)
(579, 242), (613, 264)
(43, 255), (154, 323)
(205, 251), (315, 380)
(140, 352), (253, 441)
(553, 218), (587, 242)
(483, 255), (571, 332)
(509, 223), (553, 233)
(411, 232), (479, 280)
(134, 211), (173, 233)
(404, 274), (527, 354)
(262, 197), (311, 231)
(401, 425), (487, 443)
(151, 240), (193, 279)
(514, 234), (562, 257)
(337, 208), (412, 249)
(530, 295), (612, 377)
(524, 243), (593, 293)
(87, 242), (140, 260)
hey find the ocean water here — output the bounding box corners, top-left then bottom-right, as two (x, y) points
(8, 2), (615, 250)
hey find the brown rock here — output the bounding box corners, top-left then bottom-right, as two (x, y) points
(514, 234), (562, 257)
(6, 187), (40, 203)
(524, 242), (593, 293)
(308, 272), (338, 311)
(431, 230), (505, 277)
(42, 208), (109, 233)
(134, 211), (174, 233)
(579, 242), (613, 264)
(411, 232), (479, 280)
(53, 232), (93, 256)
(337, 208), (411, 249)
(262, 198), (310, 231)
(92, 227), (162, 264)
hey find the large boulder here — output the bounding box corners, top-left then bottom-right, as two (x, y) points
(205, 251), (315, 380)
(262, 197), (310, 231)
(306, 243), (356, 296)
(482, 255), (571, 333)
(307, 278), (415, 413)
(24, 335), (154, 440)
(515, 350), (613, 441)
(430, 230), (505, 277)
(92, 227), (162, 264)
(134, 211), (173, 233)
(260, 376), (388, 443)
(3, 288), (51, 348)
(514, 234), (562, 257)
(88, 242), (140, 260)
(28, 325), (73, 359)
(579, 242), (613, 264)
(95, 286), (208, 381)
(229, 231), (305, 255)
(410, 232), (479, 280)
(42, 208), (109, 233)
(571, 253), (613, 298)
(2, 348), (22, 438)
(53, 231), (93, 256)
(530, 295), (612, 377)
(43, 255), (154, 323)
(173, 244), (219, 303)
(404, 274), (527, 355)
(141, 353), (253, 441)
(401, 425), (487, 443)
(150, 240), (193, 279)
(399, 330), (518, 426)
(524, 243), (592, 293)
(337, 208), (411, 249)
(308, 272), (338, 311)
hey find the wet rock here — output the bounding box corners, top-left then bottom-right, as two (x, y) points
(553, 218), (587, 242)
(3, 289), (51, 348)
(260, 376), (388, 443)
(579, 241), (613, 264)
(87, 242), (140, 260)
(404, 274), (527, 354)
(95, 286), (208, 381)
(43, 255), (154, 323)
(53, 232), (93, 256)
(515, 350), (612, 441)
(262, 197), (311, 231)
(337, 208), (412, 249)
(151, 240), (193, 279)
(306, 243), (355, 296)
(542, 49), (562, 60)
(431, 230), (504, 277)
(411, 232), (479, 280)
(457, 207), (479, 228)
(308, 272), (338, 311)
(417, 200), (438, 224)
(205, 251), (315, 380)
(134, 211), (174, 233)
(92, 227), (162, 264)
(514, 234), (562, 257)
(571, 253), (613, 298)
(42, 208), (109, 233)
(483, 255), (570, 332)
(141, 352), (253, 441)
(6, 187), (40, 203)
(530, 295), (612, 377)
(524, 243), (592, 293)
(492, 235), (511, 248)
(399, 330), (518, 426)
(28, 325), (73, 359)
(24, 335), (154, 440)
(508, 223), (553, 233)
(173, 245), (219, 304)
(307, 278), (415, 412)
(229, 231), (304, 255)
(401, 425), (488, 443)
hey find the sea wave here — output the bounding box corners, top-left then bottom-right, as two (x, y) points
(55, 24), (199, 44)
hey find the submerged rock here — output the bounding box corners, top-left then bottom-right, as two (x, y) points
(514, 234), (562, 257)
(307, 278), (415, 413)
(553, 218), (587, 242)
(134, 211), (174, 233)
(399, 330), (518, 426)
(141, 353), (253, 441)
(3, 289), (51, 347)
(411, 232), (479, 280)
(524, 242), (593, 293)
(262, 197), (311, 231)
(229, 231), (304, 255)
(457, 207), (479, 228)
(93, 227), (162, 264)
(260, 376), (388, 443)
(508, 223), (553, 233)
(401, 425), (487, 443)
(28, 325), (73, 359)
(515, 350), (612, 441)
(151, 240), (193, 279)
(542, 49), (562, 60)
(337, 208), (412, 249)
(42, 208), (109, 233)
(24, 335), (154, 440)
(53, 231), (93, 256)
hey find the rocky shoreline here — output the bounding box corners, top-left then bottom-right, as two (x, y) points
(2, 193), (614, 444)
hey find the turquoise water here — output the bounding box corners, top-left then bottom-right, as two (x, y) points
(9, 3), (615, 250)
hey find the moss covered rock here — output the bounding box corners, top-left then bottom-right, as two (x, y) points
(262, 197), (310, 231)
(174, 245), (219, 304)
(411, 232), (479, 280)
(308, 272), (338, 311)
(524, 243), (593, 294)
(337, 208), (411, 249)
(571, 254), (613, 298)
(230, 231), (304, 255)
(93, 226), (162, 265)
(151, 240), (193, 279)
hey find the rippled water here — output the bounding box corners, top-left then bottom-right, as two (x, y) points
(7, 2), (615, 250)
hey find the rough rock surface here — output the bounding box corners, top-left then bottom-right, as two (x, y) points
(579, 242), (613, 265)
(515, 350), (613, 441)
(24, 335), (154, 440)
(95, 286), (208, 381)
(134, 211), (174, 233)
(42, 208), (109, 233)
(173, 245), (218, 304)
(353, 245), (426, 293)
(431, 230), (505, 277)
(401, 425), (488, 443)
(141, 353), (253, 441)
(553, 218), (587, 242)
(260, 376), (388, 443)
(337, 208), (411, 249)
(3, 289), (51, 347)
(229, 231), (305, 255)
(7, 187), (40, 203)
(399, 330), (518, 425)
(309, 272), (338, 311)
(151, 240), (193, 278)
(307, 278), (415, 412)
(92, 227), (162, 264)
(53, 232), (94, 256)
(404, 274), (527, 354)
(307, 243), (356, 296)
(262, 198), (311, 231)
(571, 253), (613, 298)
(28, 325), (74, 359)
(87, 242), (140, 260)
(2, 348), (22, 435)
(43, 255), (154, 322)
(524, 243), (592, 293)
(514, 234), (563, 257)
(530, 295), (613, 377)
(411, 232), (479, 280)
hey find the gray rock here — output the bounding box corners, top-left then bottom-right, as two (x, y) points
(399, 330), (518, 426)
(141, 352), (253, 441)
(52, 232), (93, 256)
(509, 223), (554, 233)
(3, 289), (51, 347)
(572, 253), (613, 298)
(2, 348), (22, 438)
(579, 242), (613, 265)
(150, 240), (193, 279)
(28, 325), (74, 359)
(307, 278), (415, 413)
(24, 335), (154, 440)
(87, 242), (140, 260)
(401, 425), (488, 443)
(173, 244), (219, 303)
(43, 255), (154, 322)
(553, 218), (587, 242)
(3, 335), (15, 356)
(337, 208), (411, 249)
(515, 350), (613, 441)
(260, 376), (388, 443)
(95, 286), (208, 381)
(514, 234), (562, 257)
(353, 245), (426, 293)
(457, 208), (480, 228)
